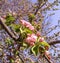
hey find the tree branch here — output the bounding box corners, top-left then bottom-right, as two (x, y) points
(34, 2), (46, 15)
(40, 0), (58, 12)
(49, 40), (60, 45)
(44, 55), (54, 63)
(0, 17), (19, 41)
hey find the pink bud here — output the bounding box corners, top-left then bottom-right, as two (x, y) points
(30, 42), (34, 46)
(45, 51), (51, 59)
(31, 34), (37, 42)
(25, 37), (31, 43)
(20, 20), (26, 25)
(39, 37), (44, 42)
(25, 34), (37, 45)
(25, 22), (31, 26)
(20, 20), (35, 31)
(36, 31), (41, 37)
(29, 26), (35, 31)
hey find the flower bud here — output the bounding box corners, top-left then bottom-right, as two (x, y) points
(30, 42), (34, 46)
(45, 51), (51, 59)
(36, 31), (41, 37)
(39, 37), (44, 42)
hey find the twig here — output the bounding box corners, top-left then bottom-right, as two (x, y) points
(40, 0), (58, 12)
(49, 40), (60, 45)
(34, 2), (46, 15)
(44, 55), (54, 63)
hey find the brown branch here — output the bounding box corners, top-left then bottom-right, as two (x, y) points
(44, 55), (54, 63)
(49, 40), (60, 45)
(34, 2), (46, 15)
(40, 0), (58, 12)
(0, 17), (19, 41)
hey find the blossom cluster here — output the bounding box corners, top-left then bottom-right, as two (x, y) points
(20, 20), (44, 46)
(20, 20), (34, 31)
(20, 19), (50, 59)
(25, 33), (45, 46)
(25, 34), (37, 46)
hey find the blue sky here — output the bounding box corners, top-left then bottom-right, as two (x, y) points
(32, 0), (37, 3)
(44, 1), (60, 37)
(32, 0), (60, 38)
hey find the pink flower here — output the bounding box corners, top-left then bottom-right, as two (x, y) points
(20, 20), (35, 31)
(25, 34), (37, 46)
(29, 26), (35, 31)
(25, 37), (31, 43)
(20, 20), (31, 26)
(30, 42), (35, 46)
(20, 20), (26, 26)
(25, 21), (31, 27)
(36, 31), (41, 37)
(39, 37), (44, 42)
(31, 34), (37, 42)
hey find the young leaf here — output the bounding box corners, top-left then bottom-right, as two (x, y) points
(10, 59), (14, 63)
(40, 41), (50, 48)
(10, 24), (20, 32)
(5, 38), (13, 45)
(24, 28), (32, 34)
(31, 45), (39, 56)
(23, 42), (28, 47)
(5, 14), (15, 25)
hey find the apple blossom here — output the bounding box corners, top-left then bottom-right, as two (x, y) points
(36, 31), (41, 37)
(39, 37), (44, 42)
(20, 20), (35, 31)
(30, 42), (35, 46)
(20, 20), (26, 26)
(29, 26), (35, 31)
(25, 34), (37, 46)
(25, 37), (32, 43)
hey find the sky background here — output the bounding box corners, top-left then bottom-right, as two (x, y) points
(32, 0), (60, 39)
(32, 0), (37, 3)
(43, 0), (60, 38)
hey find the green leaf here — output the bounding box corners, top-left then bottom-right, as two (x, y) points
(5, 38), (13, 45)
(19, 28), (27, 41)
(5, 14), (15, 25)
(39, 41), (50, 48)
(20, 28), (24, 33)
(10, 59), (14, 63)
(23, 42), (28, 47)
(33, 41), (50, 54)
(15, 50), (19, 55)
(28, 14), (35, 23)
(39, 45), (45, 54)
(24, 28), (32, 34)
(31, 45), (39, 56)
(10, 24), (20, 32)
